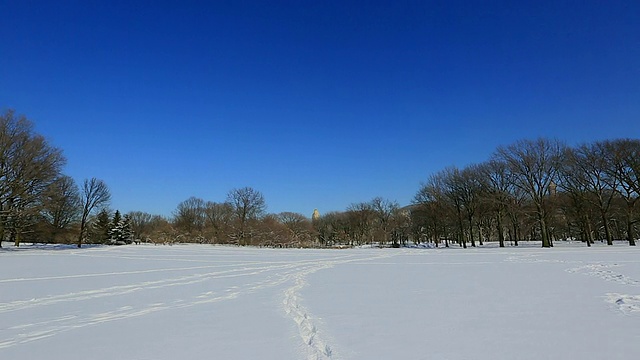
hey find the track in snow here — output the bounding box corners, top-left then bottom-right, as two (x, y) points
(0, 245), (396, 359)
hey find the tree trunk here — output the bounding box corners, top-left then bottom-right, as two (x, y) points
(627, 221), (636, 246)
(625, 203), (636, 246)
(602, 212), (613, 245)
(584, 224), (591, 247)
(512, 223), (520, 246)
(77, 220), (85, 248)
(540, 214), (551, 248)
(468, 216), (475, 247)
(497, 212), (505, 247)
(456, 207), (466, 248)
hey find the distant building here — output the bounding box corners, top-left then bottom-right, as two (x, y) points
(312, 209), (320, 222)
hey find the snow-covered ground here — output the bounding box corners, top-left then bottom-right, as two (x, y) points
(1, 242), (639, 359)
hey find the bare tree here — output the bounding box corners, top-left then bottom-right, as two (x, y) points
(389, 206), (411, 246)
(313, 211), (347, 247)
(278, 212), (312, 246)
(227, 187), (266, 245)
(0, 110), (65, 246)
(431, 167), (470, 248)
(147, 215), (174, 244)
(558, 148), (596, 246)
(605, 139), (639, 246)
(78, 178), (111, 247)
(346, 202), (375, 246)
(477, 160), (514, 247)
(494, 138), (566, 247)
(40, 175), (81, 243)
(458, 165), (483, 246)
(204, 201), (233, 243)
(569, 142), (620, 245)
(173, 196), (206, 237)
(414, 173), (455, 247)
(370, 197), (399, 246)
(127, 211), (154, 243)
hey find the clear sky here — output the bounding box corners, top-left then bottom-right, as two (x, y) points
(1, 1), (638, 218)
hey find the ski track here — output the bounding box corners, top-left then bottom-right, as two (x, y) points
(0, 248), (393, 356)
(0, 264), (298, 314)
(8, 245), (637, 355)
(0, 262), (304, 349)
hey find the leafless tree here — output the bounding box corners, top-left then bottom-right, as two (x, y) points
(204, 201), (234, 243)
(477, 160), (514, 247)
(227, 187), (266, 245)
(147, 215), (174, 244)
(414, 173), (454, 247)
(558, 148), (596, 246)
(458, 165), (483, 246)
(253, 214), (291, 247)
(313, 211), (345, 247)
(78, 178), (111, 247)
(604, 139), (639, 246)
(346, 202), (375, 246)
(430, 167), (472, 248)
(569, 142), (620, 245)
(40, 175), (81, 243)
(127, 211), (155, 243)
(278, 211), (312, 245)
(389, 206), (411, 246)
(494, 138), (566, 247)
(173, 196), (206, 237)
(0, 110), (65, 246)
(370, 197), (399, 246)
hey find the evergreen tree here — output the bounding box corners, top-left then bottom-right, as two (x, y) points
(107, 210), (133, 244)
(109, 210), (123, 243)
(121, 214), (133, 244)
(91, 209), (111, 244)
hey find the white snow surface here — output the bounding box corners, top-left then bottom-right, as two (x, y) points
(1, 242), (639, 359)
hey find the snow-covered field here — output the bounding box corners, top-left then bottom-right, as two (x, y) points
(1, 242), (639, 359)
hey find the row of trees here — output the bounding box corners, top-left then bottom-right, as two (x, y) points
(0, 110), (112, 248)
(130, 192), (411, 248)
(412, 138), (639, 248)
(2, 110), (638, 249)
(149, 193), (410, 248)
(134, 187), (317, 247)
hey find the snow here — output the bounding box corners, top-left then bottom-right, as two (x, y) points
(1, 242), (639, 359)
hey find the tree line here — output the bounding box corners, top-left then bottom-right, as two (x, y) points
(132, 139), (640, 249)
(1, 110), (638, 248)
(0, 110), (114, 247)
(412, 138), (639, 248)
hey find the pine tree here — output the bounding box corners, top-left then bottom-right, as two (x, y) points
(121, 214), (133, 244)
(109, 210), (123, 244)
(91, 209), (111, 244)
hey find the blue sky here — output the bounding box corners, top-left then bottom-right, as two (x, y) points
(1, 1), (638, 218)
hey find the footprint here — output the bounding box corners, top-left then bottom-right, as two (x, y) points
(566, 264), (639, 286)
(606, 293), (640, 315)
